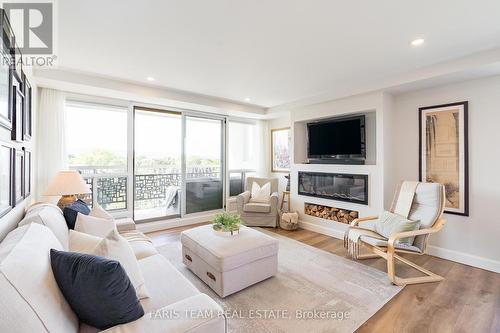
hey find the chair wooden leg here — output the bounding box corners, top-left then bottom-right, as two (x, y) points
(387, 252), (444, 286)
(357, 253), (380, 259)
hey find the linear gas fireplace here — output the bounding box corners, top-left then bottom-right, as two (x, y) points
(298, 172), (368, 205)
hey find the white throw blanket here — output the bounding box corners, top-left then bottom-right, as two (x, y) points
(344, 181), (419, 259)
(343, 226), (387, 259)
(393, 181), (419, 217)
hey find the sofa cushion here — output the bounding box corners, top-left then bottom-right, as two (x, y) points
(181, 225), (279, 272)
(75, 213), (117, 237)
(19, 203), (70, 250)
(360, 236), (423, 253)
(94, 229), (149, 299)
(69, 230), (102, 252)
(89, 203), (114, 220)
(243, 202), (271, 213)
(0, 224), (78, 333)
(116, 218), (137, 233)
(50, 249), (144, 330)
(121, 230), (159, 259)
(63, 199), (91, 229)
(138, 254), (199, 313)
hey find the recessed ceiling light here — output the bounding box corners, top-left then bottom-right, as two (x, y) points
(244, 97), (251, 102)
(146, 76), (155, 81)
(411, 38), (425, 47)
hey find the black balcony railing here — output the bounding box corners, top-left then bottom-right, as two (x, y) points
(72, 166), (252, 212)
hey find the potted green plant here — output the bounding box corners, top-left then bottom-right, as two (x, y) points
(212, 212), (242, 235)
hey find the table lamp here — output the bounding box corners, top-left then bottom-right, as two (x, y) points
(44, 170), (91, 209)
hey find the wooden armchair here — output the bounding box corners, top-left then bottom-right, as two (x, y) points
(351, 182), (446, 286)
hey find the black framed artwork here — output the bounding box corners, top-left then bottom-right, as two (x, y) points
(23, 147), (31, 198)
(0, 52), (9, 130)
(12, 39), (22, 80)
(1, 9), (13, 52)
(23, 74), (32, 140)
(0, 143), (13, 218)
(13, 148), (24, 205)
(419, 101), (469, 216)
(10, 71), (23, 142)
(0, 23), (11, 130)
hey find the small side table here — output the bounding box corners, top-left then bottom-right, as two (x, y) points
(280, 191), (291, 212)
(226, 197), (238, 213)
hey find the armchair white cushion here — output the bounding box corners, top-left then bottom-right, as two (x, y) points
(250, 181), (271, 203)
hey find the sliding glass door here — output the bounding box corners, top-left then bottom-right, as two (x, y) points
(134, 108), (182, 221)
(133, 108), (224, 221)
(184, 116), (224, 214)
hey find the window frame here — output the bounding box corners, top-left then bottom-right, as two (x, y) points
(65, 99), (130, 217)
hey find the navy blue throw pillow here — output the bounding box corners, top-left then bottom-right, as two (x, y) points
(50, 249), (144, 330)
(63, 199), (90, 229)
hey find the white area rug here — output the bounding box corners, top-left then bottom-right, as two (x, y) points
(157, 230), (402, 333)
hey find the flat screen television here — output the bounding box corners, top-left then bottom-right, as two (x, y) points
(307, 115), (366, 163)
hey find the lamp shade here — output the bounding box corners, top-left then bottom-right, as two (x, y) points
(44, 171), (91, 196)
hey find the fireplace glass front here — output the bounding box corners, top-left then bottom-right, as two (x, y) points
(298, 172), (368, 205)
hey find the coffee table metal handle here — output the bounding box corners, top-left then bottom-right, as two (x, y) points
(185, 254), (192, 262)
(207, 272), (216, 281)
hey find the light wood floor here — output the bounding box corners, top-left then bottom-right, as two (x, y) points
(147, 224), (500, 333)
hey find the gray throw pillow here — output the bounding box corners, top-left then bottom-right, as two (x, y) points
(374, 211), (420, 245)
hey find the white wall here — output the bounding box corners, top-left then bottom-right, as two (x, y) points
(390, 75), (500, 271)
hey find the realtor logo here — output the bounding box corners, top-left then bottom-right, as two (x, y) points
(3, 2), (53, 54)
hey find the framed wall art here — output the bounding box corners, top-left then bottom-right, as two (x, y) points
(419, 101), (469, 216)
(13, 40), (22, 80)
(10, 71), (23, 142)
(271, 127), (291, 172)
(13, 148), (24, 205)
(0, 143), (13, 217)
(23, 147), (31, 198)
(23, 74), (32, 140)
(0, 22), (11, 130)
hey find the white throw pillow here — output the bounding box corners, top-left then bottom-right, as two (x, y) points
(18, 203), (70, 250)
(89, 203), (114, 220)
(68, 230), (102, 253)
(250, 181), (271, 203)
(74, 213), (117, 238)
(70, 229), (150, 300)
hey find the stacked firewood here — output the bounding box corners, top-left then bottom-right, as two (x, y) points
(304, 203), (359, 224)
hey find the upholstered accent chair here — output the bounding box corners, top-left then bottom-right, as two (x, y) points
(236, 177), (279, 227)
(351, 182), (446, 286)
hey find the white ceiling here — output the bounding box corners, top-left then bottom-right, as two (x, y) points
(57, 0), (500, 108)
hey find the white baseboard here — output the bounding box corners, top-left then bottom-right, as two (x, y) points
(136, 213), (215, 233)
(426, 245), (500, 274)
(298, 220), (500, 274)
(298, 220), (345, 240)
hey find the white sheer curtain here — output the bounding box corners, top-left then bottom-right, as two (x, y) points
(36, 88), (67, 200)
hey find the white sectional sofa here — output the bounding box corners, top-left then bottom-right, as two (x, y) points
(0, 203), (226, 333)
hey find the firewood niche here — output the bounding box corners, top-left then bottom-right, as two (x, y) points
(304, 203), (359, 224)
